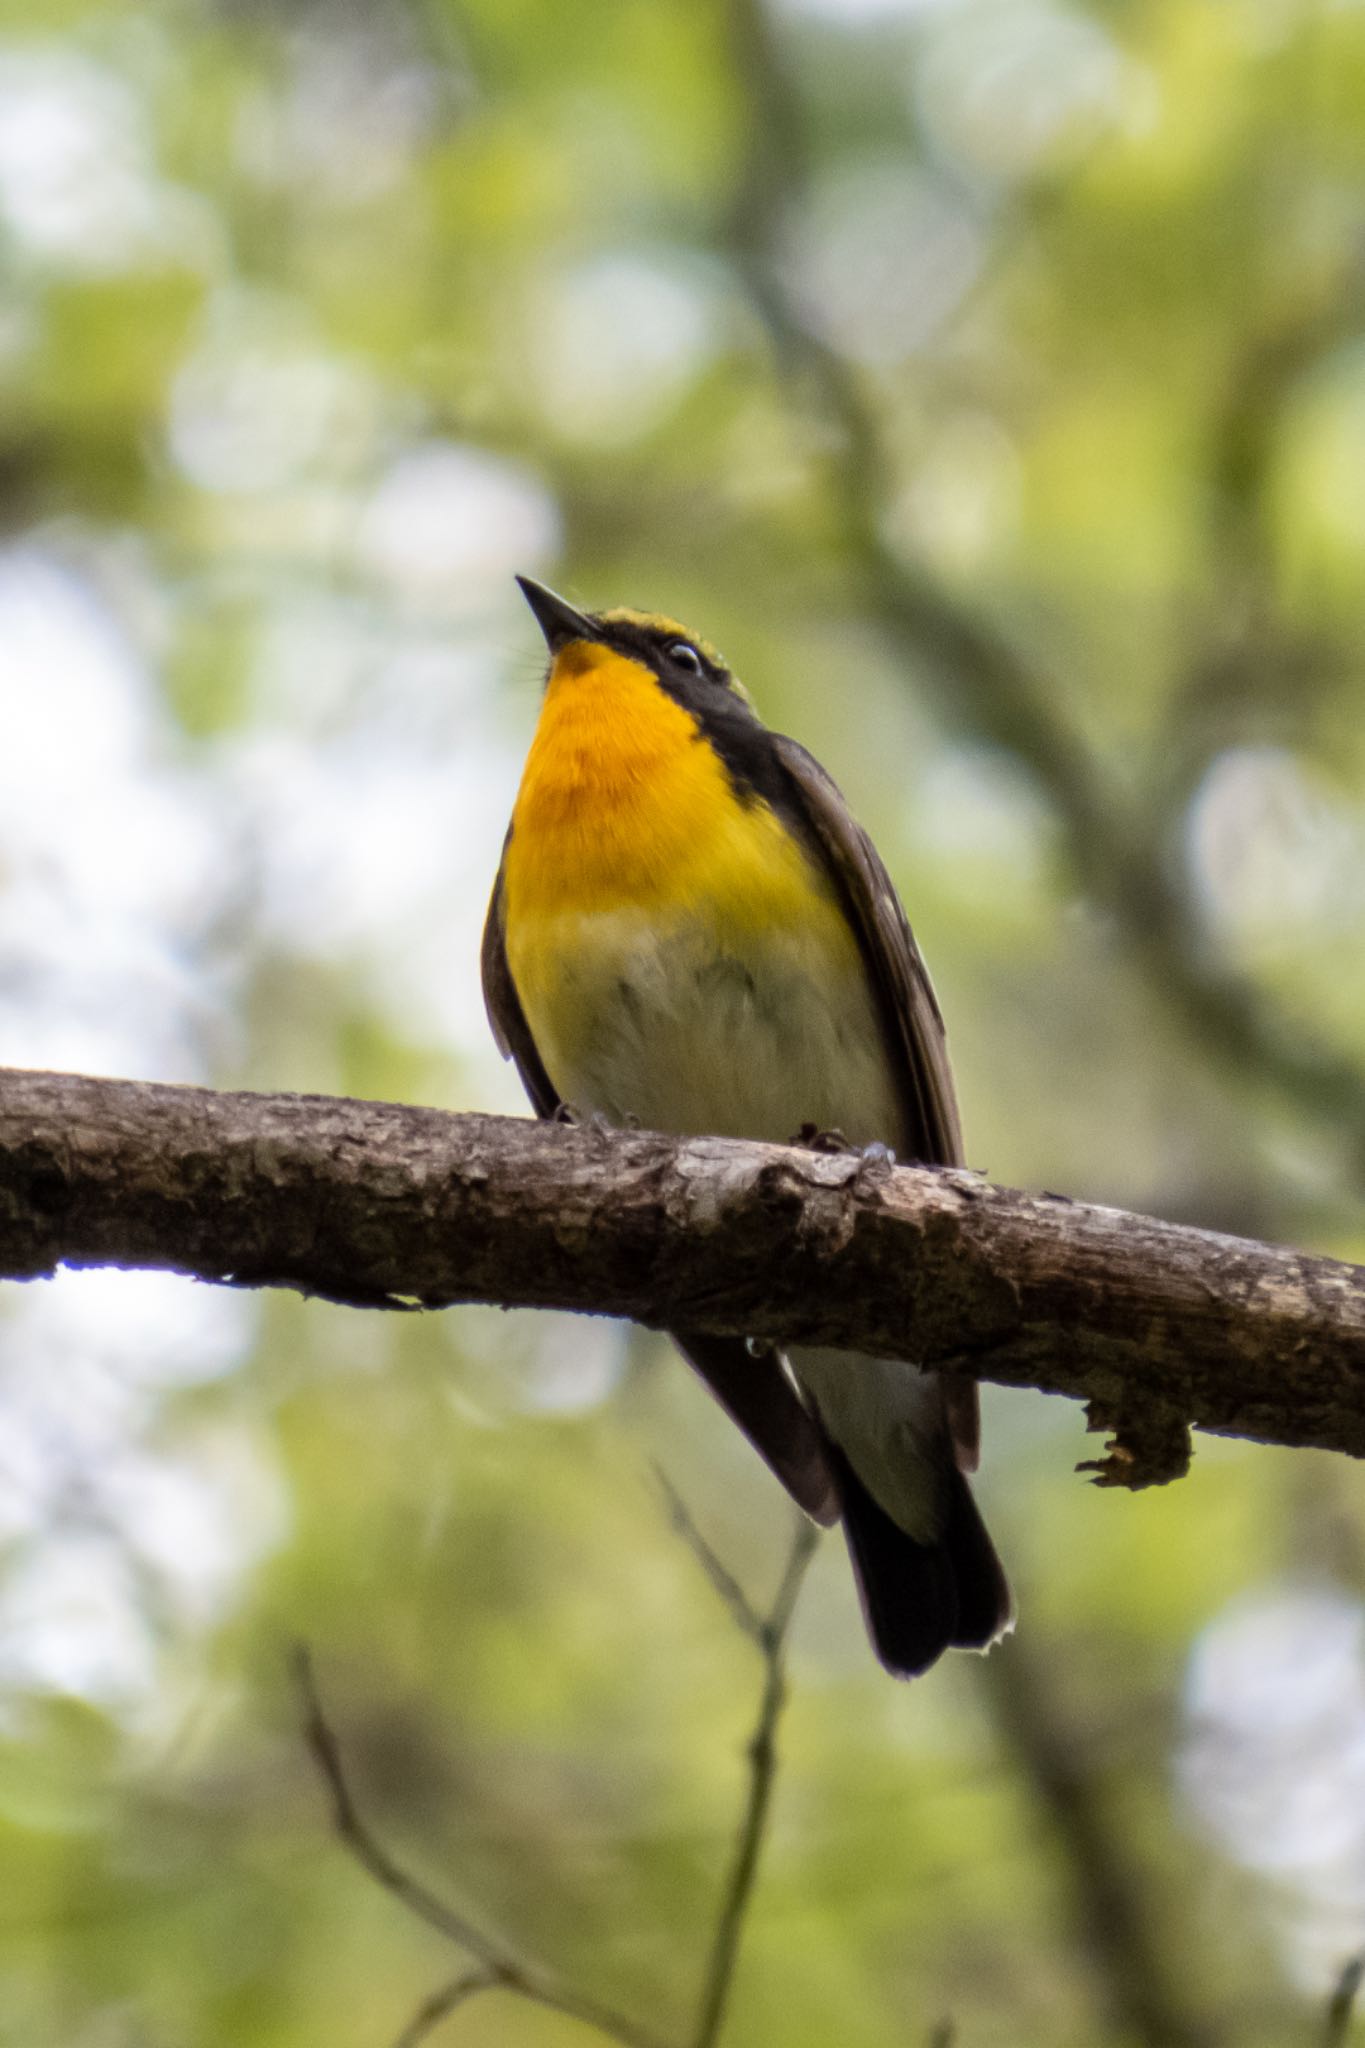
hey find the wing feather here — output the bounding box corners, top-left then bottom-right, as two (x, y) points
(481, 855), (559, 1119)
(772, 738), (981, 1473)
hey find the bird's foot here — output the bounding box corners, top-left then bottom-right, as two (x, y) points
(790, 1126), (898, 1193)
(792, 1122), (855, 1155)
(792, 1124), (896, 1166)
(553, 1102), (619, 1141)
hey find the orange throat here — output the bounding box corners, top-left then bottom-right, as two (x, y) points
(504, 640), (719, 918)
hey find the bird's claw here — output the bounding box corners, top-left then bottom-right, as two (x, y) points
(554, 1102), (618, 1141)
(790, 1125), (898, 1192)
(792, 1122), (855, 1154)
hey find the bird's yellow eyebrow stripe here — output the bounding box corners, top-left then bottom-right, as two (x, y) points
(597, 607), (726, 669)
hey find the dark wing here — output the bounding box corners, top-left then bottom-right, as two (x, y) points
(481, 854), (559, 1119)
(772, 738), (962, 1166)
(772, 737), (980, 1471)
(660, 1333), (839, 1524)
(480, 851), (841, 1524)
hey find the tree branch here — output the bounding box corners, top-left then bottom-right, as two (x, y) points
(391, 1971), (498, 2048)
(3, 1066), (1365, 1486)
(295, 1648), (669, 2048)
(686, 1512), (818, 2048)
(298, 1505), (816, 2048)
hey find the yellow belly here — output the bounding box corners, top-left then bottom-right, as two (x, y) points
(509, 899), (899, 1144)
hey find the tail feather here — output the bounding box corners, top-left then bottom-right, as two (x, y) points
(833, 1448), (1012, 1679)
(944, 1464), (1014, 1651)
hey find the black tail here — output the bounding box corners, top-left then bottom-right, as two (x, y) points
(833, 1450), (1013, 1679)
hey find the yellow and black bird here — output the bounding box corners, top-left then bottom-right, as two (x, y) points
(483, 577), (1012, 1676)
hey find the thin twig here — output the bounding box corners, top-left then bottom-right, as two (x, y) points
(691, 1515), (820, 2048)
(1324, 1955), (1365, 2046)
(768, 1518), (819, 1642)
(294, 1646), (506, 1965)
(655, 1464), (766, 1644)
(293, 1647), (670, 2048)
(392, 1969), (497, 2048)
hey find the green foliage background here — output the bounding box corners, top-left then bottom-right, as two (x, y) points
(3, 0), (1365, 2042)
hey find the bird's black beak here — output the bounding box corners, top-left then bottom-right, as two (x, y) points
(516, 575), (596, 652)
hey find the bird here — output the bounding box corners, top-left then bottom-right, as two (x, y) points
(482, 575), (1012, 1677)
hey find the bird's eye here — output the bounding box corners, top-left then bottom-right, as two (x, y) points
(666, 640), (704, 675)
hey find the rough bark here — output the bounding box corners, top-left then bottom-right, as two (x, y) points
(1, 1065), (1363, 1487)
